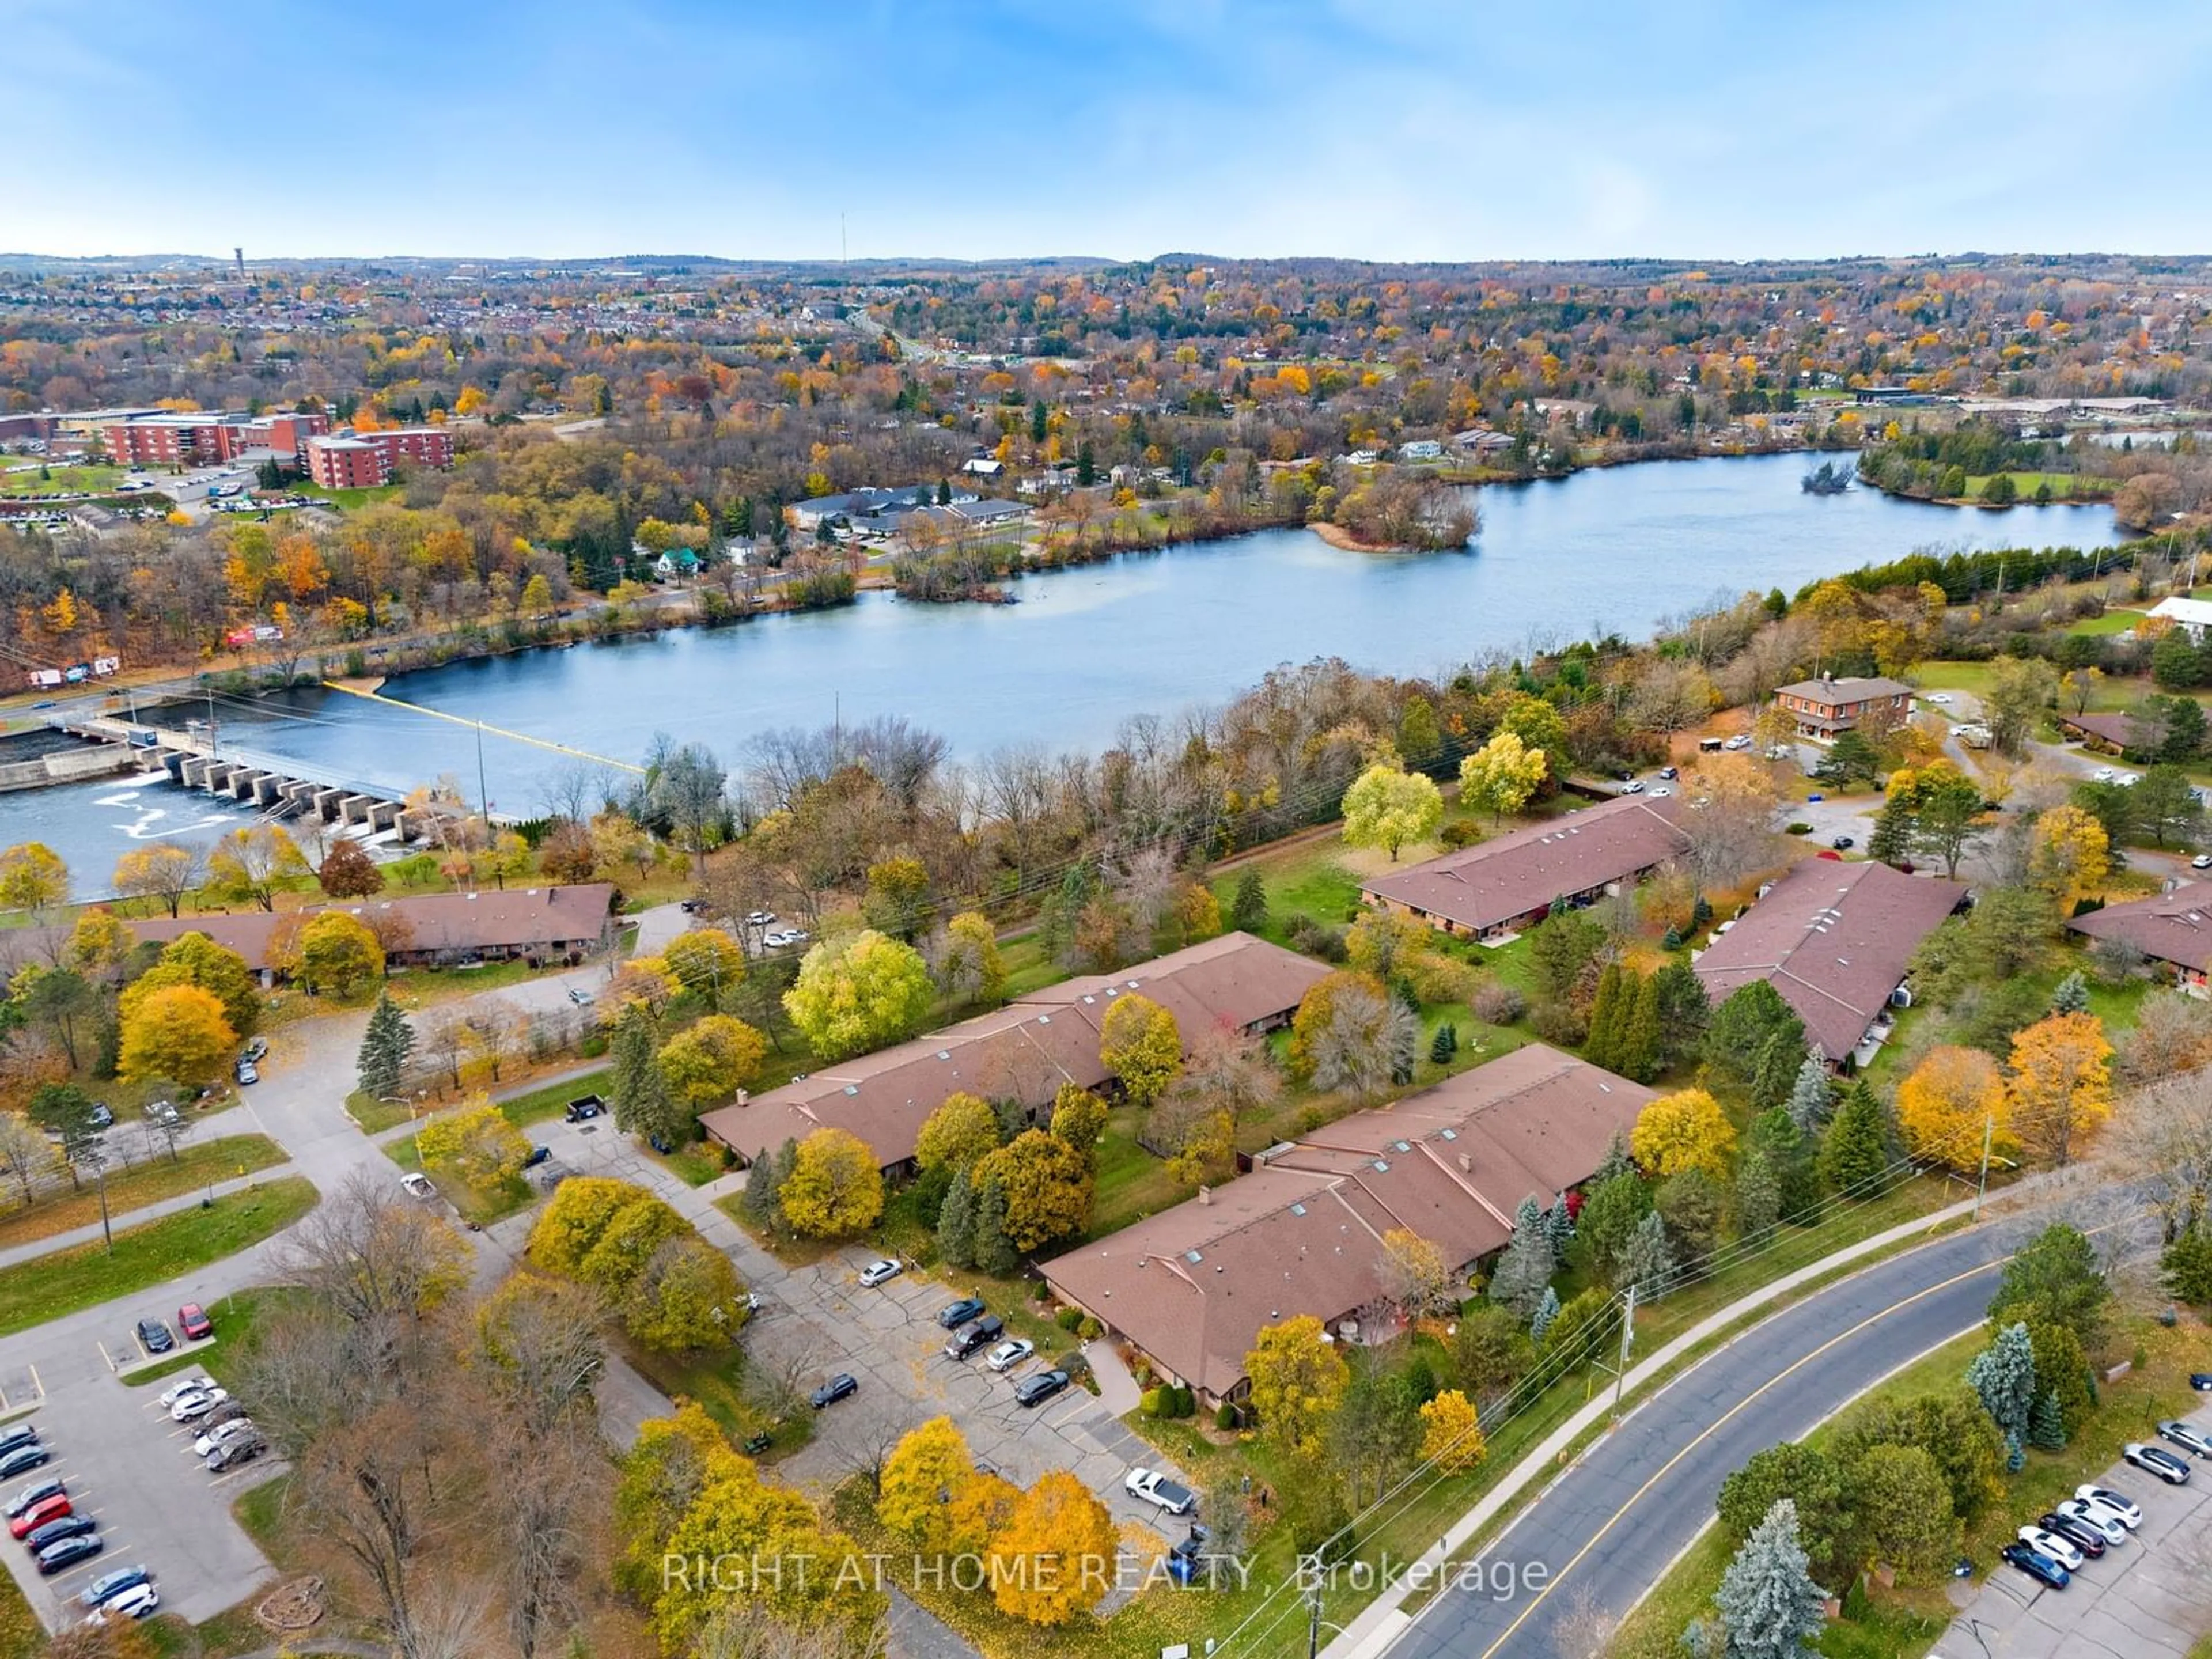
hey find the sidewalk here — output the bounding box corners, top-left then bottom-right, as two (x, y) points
(1320, 1194), (1981, 1659)
(0, 1164), (302, 1272)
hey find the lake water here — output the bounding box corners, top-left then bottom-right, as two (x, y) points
(8, 453), (2124, 895)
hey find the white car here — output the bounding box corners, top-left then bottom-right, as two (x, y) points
(1618, 779), (1645, 795)
(1923, 692), (1954, 706)
(2074, 1484), (2143, 1529)
(2092, 767), (2116, 782)
(2018, 1524), (2083, 1571)
(399, 1172), (437, 1200)
(745, 911), (777, 927)
(984, 1338), (1035, 1373)
(763, 929), (810, 949)
(169, 1386), (229, 1422)
(84, 1583), (159, 1625)
(2053, 1499), (2127, 1546)
(1723, 734), (1752, 751)
(2116, 773), (2141, 787)
(857, 1257), (903, 1288)
(157, 1374), (214, 1408)
(2193, 855), (2212, 870)
(2158, 1419), (2212, 1460)
(2123, 1441), (2192, 1484)
(1650, 785), (1673, 797)
(1124, 1467), (1198, 1515)
(193, 1419), (256, 1459)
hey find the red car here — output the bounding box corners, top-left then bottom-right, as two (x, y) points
(177, 1304), (213, 1342)
(8, 1493), (69, 1540)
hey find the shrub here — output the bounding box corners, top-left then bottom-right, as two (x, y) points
(1785, 821), (1814, 836)
(1142, 1387), (1165, 1417)
(1286, 914), (1349, 962)
(1079, 1316), (1103, 1340)
(1531, 998), (1587, 1046)
(1173, 1385), (1195, 1416)
(1032, 1279), (1053, 1301)
(1216, 1401), (1240, 1430)
(1056, 1305), (1084, 1332)
(1472, 981), (1525, 1025)
(1440, 820), (1484, 850)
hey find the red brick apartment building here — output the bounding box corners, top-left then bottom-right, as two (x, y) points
(100, 410), (331, 467)
(304, 427), (454, 488)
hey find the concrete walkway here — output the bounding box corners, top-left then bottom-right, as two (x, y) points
(1321, 1194), (1982, 1659)
(1088, 1334), (1142, 1415)
(0, 1163), (301, 1271)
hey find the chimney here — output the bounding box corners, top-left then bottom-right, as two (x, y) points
(734, 1089), (750, 1109)
(1456, 1153), (1472, 1175)
(1197, 1185), (1211, 1205)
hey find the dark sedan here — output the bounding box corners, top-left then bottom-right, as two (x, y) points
(810, 1374), (858, 1410)
(36, 1532), (104, 1576)
(1014, 1369), (1071, 1408)
(1999, 1540), (2070, 1590)
(134, 1319), (173, 1355)
(935, 1297), (987, 1330)
(0, 1446), (51, 1483)
(2035, 1512), (2107, 1560)
(24, 1513), (97, 1552)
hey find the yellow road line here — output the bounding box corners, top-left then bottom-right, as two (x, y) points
(319, 680), (645, 773)
(1469, 1256), (2007, 1659)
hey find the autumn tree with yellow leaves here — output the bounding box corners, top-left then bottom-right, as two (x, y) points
(2007, 1012), (2113, 1168)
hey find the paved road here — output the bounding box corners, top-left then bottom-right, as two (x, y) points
(1383, 1212), (2063, 1659)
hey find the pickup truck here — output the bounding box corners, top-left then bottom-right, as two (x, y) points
(1123, 1468), (1196, 1516)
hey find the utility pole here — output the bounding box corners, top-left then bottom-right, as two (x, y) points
(475, 719), (491, 828)
(95, 1156), (112, 1253)
(1974, 1110), (1995, 1222)
(205, 686), (218, 757)
(1611, 1283), (1637, 1421)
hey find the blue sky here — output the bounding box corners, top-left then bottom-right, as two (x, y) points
(9, 1), (2211, 263)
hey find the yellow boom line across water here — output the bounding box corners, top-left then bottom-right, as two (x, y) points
(320, 680), (646, 774)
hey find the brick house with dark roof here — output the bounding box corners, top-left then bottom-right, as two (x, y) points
(1771, 674), (1913, 738)
(1359, 795), (1690, 942)
(696, 931), (1329, 1175)
(2068, 887), (2212, 995)
(1691, 859), (1965, 1066)
(1040, 1044), (1652, 1404)
(2055, 711), (2150, 756)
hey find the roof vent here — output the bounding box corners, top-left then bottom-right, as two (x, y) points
(1393, 1139), (1411, 1153)
(843, 1085), (858, 1096)
(937, 1050), (951, 1060)
(1185, 1249), (1204, 1263)
(1440, 1127), (1458, 1141)
(1290, 1203), (1307, 1216)
(1082, 994), (1096, 1005)
(1036, 1014), (1051, 1024)
(1372, 1159), (1390, 1173)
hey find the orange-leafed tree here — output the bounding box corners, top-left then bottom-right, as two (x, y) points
(987, 1471), (1118, 1626)
(2006, 1012), (2114, 1168)
(1896, 1045), (2010, 1173)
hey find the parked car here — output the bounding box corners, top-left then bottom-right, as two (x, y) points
(858, 1257), (903, 1288)
(679, 899), (704, 914)
(2123, 1442), (2192, 1484)
(0, 1427), (37, 1461)
(935, 1297), (988, 1330)
(78, 1567), (150, 1609)
(2035, 1512), (2107, 1559)
(2193, 1372), (2212, 1391)
(2158, 1420), (2212, 1460)
(2016, 1525), (2082, 1572)
(84, 1581), (158, 1624)
(25, 1514), (97, 1552)
(2195, 856), (2212, 872)
(1014, 1369), (1071, 1408)
(566, 987), (596, 1007)
(241, 1037), (268, 1063)
(1831, 835), (1855, 850)
(1124, 1469), (1197, 1516)
(2053, 1499), (2128, 1546)
(192, 1419), (257, 1459)
(563, 1096), (604, 1122)
(0, 1445), (48, 1482)
(156, 1375), (214, 1408)
(177, 1304), (212, 1342)
(134, 1319), (173, 1355)
(985, 1338), (1035, 1373)
(9, 1494), (71, 1540)
(2073, 1484), (2142, 1529)
(1924, 692), (1953, 706)
(1657, 766), (1679, 780)
(399, 1172), (437, 1201)
(234, 1061), (259, 1086)
(3, 1479), (62, 1523)
(206, 1435), (267, 1472)
(1998, 1540), (2070, 1590)
(1618, 779), (1645, 794)
(145, 1099), (181, 1127)
(36, 1533), (104, 1576)
(745, 911), (777, 927)
(763, 929), (810, 949)
(1724, 734), (1752, 750)
(522, 1145), (552, 1169)
(1164, 1524), (1212, 1588)
(169, 1387), (229, 1422)
(810, 1374), (858, 1410)
(944, 1317), (1004, 1360)
(2092, 767), (2116, 782)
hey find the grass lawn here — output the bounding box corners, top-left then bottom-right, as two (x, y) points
(1964, 471), (2103, 501)
(0, 1135), (285, 1249)
(2067, 608), (2147, 637)
(0, 1567), (33, 1659)
(381, 1133), (535, 1225)
(0, 461), (123, 498)
(0, 1177), (316, 1337)
(1611, 1313), (2210, 1658)
(1207, 840), (1367, 948)
(294, 480), (404, 511)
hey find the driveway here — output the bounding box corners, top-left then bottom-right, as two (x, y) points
(1935, 1411), (2212, 1656)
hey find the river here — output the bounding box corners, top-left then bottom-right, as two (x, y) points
(5, 453), (2125, 895)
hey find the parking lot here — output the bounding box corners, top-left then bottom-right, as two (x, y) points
(1933, 1409), (2212, 1657)
(755, 1252), (1198, 1566)
(0, 1338), (278, 1629)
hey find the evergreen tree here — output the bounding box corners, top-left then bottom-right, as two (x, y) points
(1487, 1197), (1555, 1315)
(1584, 964), (1625, 1070)
(1653, 959), (1710, 1063)
(1623, 1207), (1677, 1298)
(1429, 1023), (1457, 1066)
(2162, 1225), (2212, 1308)
(609, 1003), (681, 1145)
(356, 989), (414, 1099)
(1528, 1285), (1560, 1345)
(1691, 893), (1713, 931)
(740, 1146), (784, 1232)
(1661, 925), (1683, 952)
(1868, 800), (1913, 866)
(1593, 1131), (1636, 1185)
(1751, 1030), (1810, 1111)
(1543, 1195), (1574, 1265)
(1752, 1108), (1820, 1223)
(1783, 1056), (1834, 1134)
(1818, 1082), (1889, 1194)
(1966, 1321), (2038, 1444)
(1735, 1147), (1782, 1244)
(1711, 1498), (1827, 1659)
(936, 1168), (978, 1268)
(1230, 868), (1269, 933)
(2029, 1389), (2068, 1452)
(2004, 1429), (2027, 1475)
(972, 1179), (1018, 1276)
(1618, 972), (1662, 1082)
(2050, 971), (2090, 1014)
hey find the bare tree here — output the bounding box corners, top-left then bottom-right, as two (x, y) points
(694, 1603), (891, 1659)
(0, 1113), (56, 1208)
(272, 1169), (471, 1330)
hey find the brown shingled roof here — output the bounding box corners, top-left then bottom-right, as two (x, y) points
(1691, 861), (1963, 1061)
(697, 931), (1329, 1170)
(1041, 1044), (1651, 1399)
(2067, 885), (2212, 972)
(1358, 796), (1690, 934)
